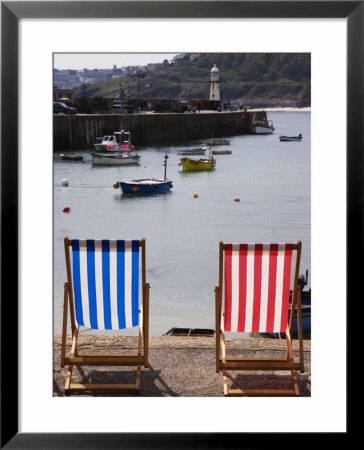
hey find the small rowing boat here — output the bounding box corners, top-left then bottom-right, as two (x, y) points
(177, 145), (208, 155)
(60, 154), (84, 161)
(205, 138), (230, 146)
(211, 149), (232, 155)
(279, 134), (303, 142)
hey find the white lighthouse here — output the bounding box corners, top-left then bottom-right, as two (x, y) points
(209, 64), (220, 104)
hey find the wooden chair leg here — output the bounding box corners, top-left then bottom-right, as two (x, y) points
(291, 369), (300, 396)
(222, 370), (228, 396)
(64, 364), (73, 396)
(61, 283), (69, 368)
(64, 321), (144, 394)
(222, 328), (301, 396)
(135, 365), (141, 394)
(66, 366), (143, 394)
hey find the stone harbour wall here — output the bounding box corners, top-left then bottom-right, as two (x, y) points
(53, 110), (267, 150)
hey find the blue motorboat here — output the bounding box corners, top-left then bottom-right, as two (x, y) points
(114, 153), (173, 195)
(118, 177), (173, 194)
(273, 270), (311, 337)
(288, 292), (311, 334)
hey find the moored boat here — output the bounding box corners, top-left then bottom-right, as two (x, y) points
(114, 154), (173, 195)
(279, 134), (303, 142)
(205, 138), (230, 146)
(211, 149), (232, 155)
(179, 155), (216, 171)
(117, 177), (173, 194)
(251, 120), (275, 134)
(91, 152), (140, 165)
(177, 145), (208, 155)
(93, 129), (135, 152)
(178, 147), (216, 171)
(60, 154), (84, 161)
(251, 114), (275, 134)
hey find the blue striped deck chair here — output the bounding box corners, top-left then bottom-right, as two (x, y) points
(61, 237), (149, 394)
(215, 240), (305, 396)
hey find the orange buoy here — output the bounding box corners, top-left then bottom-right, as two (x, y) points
(193, 192), (198, 198)
(234, 197), (240, 202)
(63, 206), (71, 213)
(113, 182), (119, 189)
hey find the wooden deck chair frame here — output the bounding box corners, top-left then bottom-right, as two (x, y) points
(61, 237), (149, 395)
(215, 240), (304, 396)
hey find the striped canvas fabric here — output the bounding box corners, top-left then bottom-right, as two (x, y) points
(224, 243), (293, 333)
(71, 240), (140, 330)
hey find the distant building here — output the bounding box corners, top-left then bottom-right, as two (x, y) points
(53, 88), (75, 103)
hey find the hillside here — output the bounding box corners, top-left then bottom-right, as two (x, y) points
(73, 53), (310, 107)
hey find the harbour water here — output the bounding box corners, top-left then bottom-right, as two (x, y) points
(53, 111), (310, 336)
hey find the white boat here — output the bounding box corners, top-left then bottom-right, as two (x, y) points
(91, 152), (140, 165)
(251, 120), (275, 134)
(93, 129), (135, 152)
(250, 114), (275, 134)
(177, 145), (208, 155)
(279, 134), (303, 142)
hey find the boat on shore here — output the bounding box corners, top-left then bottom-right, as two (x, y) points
(91, 152), (140, 165)
(114, 153), (173, 195)
(285, 291), (311, 334)
(273, 270), (311, 337)
(177, 145), (208, 155)
(279, 134), (303, 142)
(163, 327), (215, 337)
(93, 129), (135, 152)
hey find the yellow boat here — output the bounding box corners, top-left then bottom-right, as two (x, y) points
(178, 155), (216, 171)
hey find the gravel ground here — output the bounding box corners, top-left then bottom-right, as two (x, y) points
(53, 335), (311, 397)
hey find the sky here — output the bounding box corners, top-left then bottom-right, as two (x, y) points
(53, 53), (179, 70)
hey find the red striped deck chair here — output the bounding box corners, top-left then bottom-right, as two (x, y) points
(215, 241), (305, 396)
(61, 237), (149, 395)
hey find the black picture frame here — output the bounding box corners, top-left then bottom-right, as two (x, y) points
(1, 1), (358, 448)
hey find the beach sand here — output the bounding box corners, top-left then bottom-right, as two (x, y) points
(53, 335), (311, 397)
(264, 107), (311, 112)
